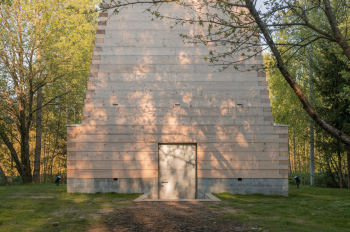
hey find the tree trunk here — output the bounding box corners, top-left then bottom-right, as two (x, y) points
(298, 147), (302, 184)
(0, 164), (10, 186)
(289, 146), (292, 173)
(0, 129), (31, 183)
(20, 130), (33, 184)
(323, 0), (350, 60)
(50, 156), (54, 182)
(44, 130), (51, 183)
(245, 0), (350, 147)
(65, 83), (69, 125)
(337, 148), (344, 189)
(10, 155), (13, 182)
(293, 129), (297, 175)
(10, 124), (13, 182)
(347, 150), (350, 189)
(4, 147), (13, 183)
(43, 114), (49, 183)
(50, 120), (61, 182)
(309, 49), (315, 185)
(326, 154), (338, 187)
(33, 87), (43, 183)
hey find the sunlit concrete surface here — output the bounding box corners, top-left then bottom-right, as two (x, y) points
(66, 1), (289, 198)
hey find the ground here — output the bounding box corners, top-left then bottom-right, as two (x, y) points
(102, 201), (251, 232)
(0, 184), (349, 232)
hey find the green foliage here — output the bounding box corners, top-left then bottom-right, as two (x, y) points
(314, 172), (348, 188)
(0, 175), (22, 185)
(313, 51), (350, 155)
(288, 172), (348, 188)
(0, 0), (99, 182)
(265, 0), (350, 187)
(265, 50), (313, 181)
(265, 53), (309, 129)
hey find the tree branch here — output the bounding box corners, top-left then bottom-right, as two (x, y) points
(245, 0), (350, 147)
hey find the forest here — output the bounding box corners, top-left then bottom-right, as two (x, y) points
(0, 0), (350, 189)
(0, 0), (100, 184)
(263, 1), (350, 188)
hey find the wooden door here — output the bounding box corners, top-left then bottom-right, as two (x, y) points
(158, 144), (197, 199)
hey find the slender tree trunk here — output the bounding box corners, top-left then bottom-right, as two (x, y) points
(33, 87), (43, 183)
(299, 162), (302, 185)
(43, 113), (49, 183)
(309, 49), (315, 185)
(304, 140), (307, 174)
(0, 164), (10, 186)
(65, 83), (69, 125)
(4, 148), (13, 183)
(45, 131), (52, 183)
(331, 154), (341, 187)
(326, 154), (338, 187)
(10, 125), (13, 182)
(337, 148), (344, 189)
(10, 159), (13, 182)
(43, 153), (46, 183)
(50, 120), (61, 182)
(50, 156), (55, 182)
(347, 150), (350, 189)
(293, 129), (297, 175)
(298, 143), (302, 184)
(43, 137), (47, 183)
(289, 146), (292, 173)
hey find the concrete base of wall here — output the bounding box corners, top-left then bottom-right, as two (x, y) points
(134, 192), (221, 201)
(198, 178), (289, 198)
(67, 178), (158, 199)
(67, 178), (288, 198)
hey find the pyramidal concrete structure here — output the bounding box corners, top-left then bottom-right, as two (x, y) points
(66, 4), (289, 198)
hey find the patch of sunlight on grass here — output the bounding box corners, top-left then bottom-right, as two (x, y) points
(0, 184), (141, 232)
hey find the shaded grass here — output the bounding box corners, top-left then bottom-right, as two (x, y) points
(1, 184), (349, 231)
(215, 185), (350, 232)
(0, 184), (140, 232)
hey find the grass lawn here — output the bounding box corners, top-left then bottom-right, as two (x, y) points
(0, 184), (349, 232)
(0, 184), (139, 232)
(215, 185), (350, 232)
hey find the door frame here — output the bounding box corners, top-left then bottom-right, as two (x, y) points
(158, 143), (197, 199)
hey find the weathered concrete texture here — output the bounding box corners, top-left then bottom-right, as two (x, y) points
(68, 178), (288, 198)
(67, 178), (158, 198)
(197, 178), (289, 198)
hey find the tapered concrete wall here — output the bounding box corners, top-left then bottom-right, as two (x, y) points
(67, 4), (289, 197)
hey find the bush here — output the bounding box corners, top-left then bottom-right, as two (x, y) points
(314, 172), (348, 188)
(13, 176), (23, 184)
(289, 172), (348, 188)
(0, 175), (23, 185)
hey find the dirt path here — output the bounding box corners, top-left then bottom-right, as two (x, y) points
(101, 201), (259, 232)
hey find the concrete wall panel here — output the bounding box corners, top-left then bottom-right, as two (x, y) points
(67, 4), (289, 197)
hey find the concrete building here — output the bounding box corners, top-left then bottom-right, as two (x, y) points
(66, 4), (289, 199)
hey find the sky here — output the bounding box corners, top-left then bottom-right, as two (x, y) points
(256, 1), (267, 13)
